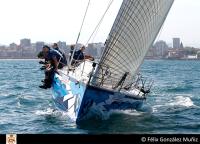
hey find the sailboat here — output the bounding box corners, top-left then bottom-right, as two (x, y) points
(52, 0), (174, 124)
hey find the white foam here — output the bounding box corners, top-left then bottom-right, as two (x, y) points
(84, 106), (151, 121)
(35, 108), (58, 115)
(168, 96), (194, 107)
(35, 108), (76, 123)
(112, 109), (145, 116)
(152, 105), (163, 113)
(152, 94), (198, 113)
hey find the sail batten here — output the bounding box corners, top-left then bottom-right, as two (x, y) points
(92, 0), (174, 88)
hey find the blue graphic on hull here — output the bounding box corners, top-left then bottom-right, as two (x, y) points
(76, 85), (144, 123)
(70, 81), (85, 96)
(52, 74), (86, 118)
(52, 76), (68, 98)
(52, 74), (144, 123)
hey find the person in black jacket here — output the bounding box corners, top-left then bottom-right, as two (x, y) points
(73, 45), (85, 60)
(39, 45), (66, 89)
(52, 43), (67, 68)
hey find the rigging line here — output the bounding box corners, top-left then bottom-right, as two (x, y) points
(90, 23), (101, 43)
(81, 0), (113, 76)
(69, 0), (91, 67)
(98, 0), (126, 66)
(85, 0), (114, 46)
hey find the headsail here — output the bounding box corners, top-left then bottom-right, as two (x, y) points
(92, 0), (174, 88)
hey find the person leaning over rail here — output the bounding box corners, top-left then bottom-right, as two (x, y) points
(37, 50), (49, 70)
(52, 43), (67, 67)
(39, 45), (66, 89)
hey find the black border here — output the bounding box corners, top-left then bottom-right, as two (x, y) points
(2, 134), (200, 144)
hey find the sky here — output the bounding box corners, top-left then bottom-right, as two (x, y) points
(0, 0), (200, 47)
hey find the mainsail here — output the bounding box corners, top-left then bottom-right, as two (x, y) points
(92, 0), (174, 88)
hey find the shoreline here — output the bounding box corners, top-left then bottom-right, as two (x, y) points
(0, 58), (39, 60)
(0, 58), (199, 61)
(145, 58), (200, 61)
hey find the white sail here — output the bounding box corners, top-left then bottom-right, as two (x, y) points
(92, 0), (174, 88)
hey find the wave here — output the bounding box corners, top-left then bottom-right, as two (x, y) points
(164, 83), (194, 93)
(79, 103), (153, 121)
(109, 108), (152, 117)
(35, 108), (56, 115)
(35, 108), (76, 123)
(152, 95), (199, 113)
(168, 95), (195, 107)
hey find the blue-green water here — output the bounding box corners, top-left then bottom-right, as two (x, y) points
(0, 59), (200, 134)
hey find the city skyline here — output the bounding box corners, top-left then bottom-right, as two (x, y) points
(0, 37), (198, 49)
(0, 37), (199, 60)
(0, 0), (200, 47)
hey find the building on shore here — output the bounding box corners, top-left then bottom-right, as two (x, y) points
(173, 38), (180, 49)
(145, 40), (169, 59)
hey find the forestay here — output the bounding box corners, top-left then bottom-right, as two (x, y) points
(92, 0), (174, 88)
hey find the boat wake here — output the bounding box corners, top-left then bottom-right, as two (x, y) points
(168, 95), (195, 107)
(35, 108), (60, 116)
(106, 108), (152, 117)
(152, 95), (199, 113)
(35, 108), (76, 123)
(79, 103), (153, 121)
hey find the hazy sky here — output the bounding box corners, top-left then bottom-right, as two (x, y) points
(0, 0), (200, 47)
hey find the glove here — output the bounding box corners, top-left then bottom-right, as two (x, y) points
(40, 66), (46, 70)
(39, 61), (45, 64)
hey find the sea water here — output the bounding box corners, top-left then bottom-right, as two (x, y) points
(0, 59), (200, 134)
